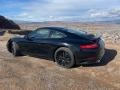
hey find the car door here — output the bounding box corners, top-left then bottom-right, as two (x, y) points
(34, 29), (67, 57)
(21, 28), (51, 56)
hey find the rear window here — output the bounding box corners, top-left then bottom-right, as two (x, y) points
(66, 29), (87, 36)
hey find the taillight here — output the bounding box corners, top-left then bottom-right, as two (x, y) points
(80, 43), (98, 49)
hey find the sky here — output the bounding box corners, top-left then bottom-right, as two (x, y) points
(0, 0), (120, 22)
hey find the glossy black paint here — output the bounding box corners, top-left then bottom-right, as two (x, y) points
(7, 27), (105, 65)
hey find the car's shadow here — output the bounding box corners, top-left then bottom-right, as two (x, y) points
(80, 49), (117, 67)
(27, 48), (117, 68)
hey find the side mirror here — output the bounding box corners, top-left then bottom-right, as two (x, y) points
(24, 30), (37, 40)
(24, 34), (32, 40)
(24, 35), (28, 39)
(24, 31), (34, 40)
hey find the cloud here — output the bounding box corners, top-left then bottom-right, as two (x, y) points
(12, 12), (35, 21)
(14, 0), (105, 21)
(91, 12), (108, 18)
(89, 8), (120, 18)
(1, 0), (120, 21)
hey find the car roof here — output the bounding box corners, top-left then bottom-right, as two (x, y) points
(42, 27), (67, 32)
(38, 27), (87, 38)
(42, 26), (86, 34)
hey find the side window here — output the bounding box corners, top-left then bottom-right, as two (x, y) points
(29, 29), (50, 39)
(36, 29), (50, 38)
(50, 31), (67, 39)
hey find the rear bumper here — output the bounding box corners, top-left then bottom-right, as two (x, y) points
(75, 39), (105, 65)
(75, 48), (105, 65)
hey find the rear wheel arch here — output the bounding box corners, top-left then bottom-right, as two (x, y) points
(53, 46), (69, 61)
(53, 47), (75, 68)
(53, 46), (76, 60)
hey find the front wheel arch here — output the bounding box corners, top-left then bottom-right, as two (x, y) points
(7, 39), (13, 53)
(7, 40), (22, 56)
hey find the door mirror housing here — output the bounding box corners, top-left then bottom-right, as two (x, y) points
(24, 34), (29, 40)
(24, 32), (34, 40)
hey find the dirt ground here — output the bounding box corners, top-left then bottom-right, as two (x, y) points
(0, 28), (120, 90)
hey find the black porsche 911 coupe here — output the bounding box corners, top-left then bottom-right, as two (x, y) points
(7, 27), (105, 68)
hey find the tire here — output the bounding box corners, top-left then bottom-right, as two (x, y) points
(11, 41), (21, 56)
(54, 47), (75, 68)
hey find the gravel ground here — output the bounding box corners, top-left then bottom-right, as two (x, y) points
(0, 28), (120, 90)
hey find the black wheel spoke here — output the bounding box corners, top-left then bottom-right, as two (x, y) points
(62, 51), (65, 57)
(65, 57), (71, 64)
(61, 60), (65, 66)
(56, 51), (72, 67)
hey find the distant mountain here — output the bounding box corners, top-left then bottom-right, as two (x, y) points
(14, 20), (32, 24)
(0, 15), (20, 29)
(14, 19), (120, 25)
(98, 19), (120, 24)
